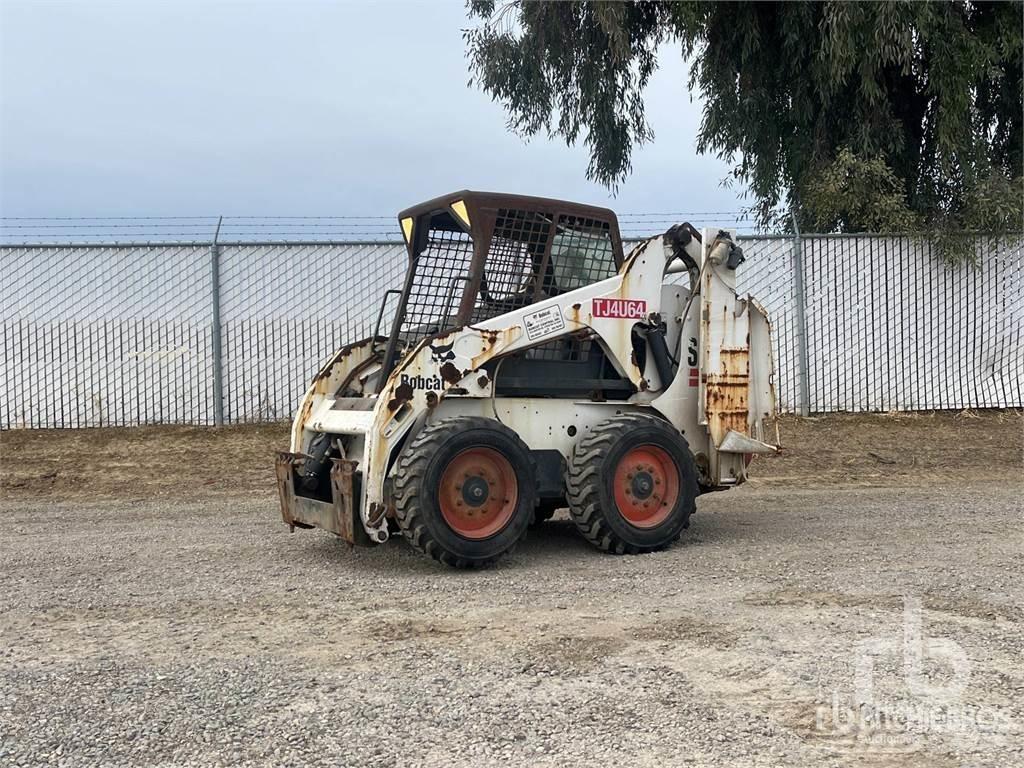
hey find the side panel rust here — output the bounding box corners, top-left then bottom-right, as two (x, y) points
(694, 229), (778, 484)
(704, 347), (750, 448)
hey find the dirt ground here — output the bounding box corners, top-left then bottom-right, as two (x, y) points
(1, 410), (1020, 501)
(1, 412), (1022, 767)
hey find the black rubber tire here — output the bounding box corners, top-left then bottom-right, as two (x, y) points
(565, 413), (698, 554)
(393, 416), (535, 568)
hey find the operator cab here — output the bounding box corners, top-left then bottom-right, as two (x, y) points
(380, 191), (632, 398)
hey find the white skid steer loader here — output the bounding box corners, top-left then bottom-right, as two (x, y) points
(276, 191), (778, 567)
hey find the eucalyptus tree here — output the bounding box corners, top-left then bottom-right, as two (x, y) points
(466, 1), (1022, 256)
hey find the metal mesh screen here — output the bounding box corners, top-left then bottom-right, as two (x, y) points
(1, 244), (213, 427)
(398, 228), (474, 345)
(217, 242), (405, 421)
(1, 244), (211, 322)
(471, 208), (552, 323)
(801, 236), (1024, 411)
(2, 234), (1021, 428)
(548, 214), (617, 293)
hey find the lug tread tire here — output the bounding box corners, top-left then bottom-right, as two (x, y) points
(393, 416), (533, 568)
(565, 413), (697, 555)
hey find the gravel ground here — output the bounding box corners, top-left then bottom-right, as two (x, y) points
(1, 474), (1021, 767)
(3, 411), (1021, 500)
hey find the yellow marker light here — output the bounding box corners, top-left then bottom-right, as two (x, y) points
(400, 217), (414, 243)
(450, 200), (471, 229)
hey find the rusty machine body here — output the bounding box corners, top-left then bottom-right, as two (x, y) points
(276, 191), (777, 566)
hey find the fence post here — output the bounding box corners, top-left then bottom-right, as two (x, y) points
(210, 216), (224, 426)
(790, 212), (811, 416)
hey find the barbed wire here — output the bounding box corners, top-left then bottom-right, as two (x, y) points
(0, 211), (773, 244)
(0, 211), (754, 220)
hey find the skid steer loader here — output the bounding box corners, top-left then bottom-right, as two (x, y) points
(276, 191), (777, 567)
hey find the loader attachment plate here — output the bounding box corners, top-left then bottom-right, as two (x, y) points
(275, 453), (370, 545)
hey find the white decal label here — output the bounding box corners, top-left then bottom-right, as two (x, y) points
(523, 305), (566, 341)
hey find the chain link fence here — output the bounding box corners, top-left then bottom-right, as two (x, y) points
(2, 234), (1021, 428)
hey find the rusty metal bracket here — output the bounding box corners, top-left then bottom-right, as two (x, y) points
(275, 452), (369, 546)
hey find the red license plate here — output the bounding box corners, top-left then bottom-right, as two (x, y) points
(592, 298), (647, 319)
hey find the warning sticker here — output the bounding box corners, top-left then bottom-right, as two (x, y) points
(523, 305), (566, 341)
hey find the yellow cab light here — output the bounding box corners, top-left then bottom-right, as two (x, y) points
(400, 217), (414, 243)
(450, 200), (471, 230)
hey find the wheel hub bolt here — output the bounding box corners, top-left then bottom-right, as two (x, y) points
(630, 470), (655, 501)
(461, 476), (490, 508)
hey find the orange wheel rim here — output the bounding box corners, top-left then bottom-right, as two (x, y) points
(439, 447), (519, 539)
(612, 444), (679, 528)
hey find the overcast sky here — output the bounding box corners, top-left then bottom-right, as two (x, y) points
(0, 0), (747, 220)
